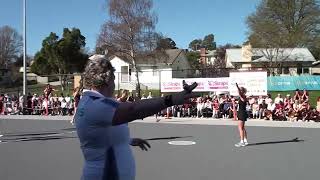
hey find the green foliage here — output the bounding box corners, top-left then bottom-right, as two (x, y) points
(202, 34), (216, 50)
(189, 34), (217, 51)
(31, 28), (88, 75)
(188, 39), (202, 51)
(156, 37), (177, 50)
(186, 51), (200, 69)
(247, 0), (320, 49)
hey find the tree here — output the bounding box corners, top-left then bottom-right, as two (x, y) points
(247, 0), (320, 74)
(188, 39), (202, 51)
(0, 25), (22, 68)
(188, 34), (217, 51)
(186, 51), (200, 70)
(156, 37), (177, 50)
(96, 0), (157, 98)
(31, 28), (88, 90)
(202, 34), (216, 50)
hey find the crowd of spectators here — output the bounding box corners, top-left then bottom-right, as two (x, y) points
(1, 87), (320, 122)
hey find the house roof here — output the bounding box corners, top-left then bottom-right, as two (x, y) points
(133, 49), (184, 66)
(226, 48), (316, 63)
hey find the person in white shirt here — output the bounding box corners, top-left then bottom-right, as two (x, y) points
(257, 95), (264, 105)
(196, 97), (204, 118)
(140, 94), (147, 100)
(60, 98), (67, 115)
(274, 94), (283, 104)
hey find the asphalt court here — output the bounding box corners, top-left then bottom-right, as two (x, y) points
(0, 118), (319, 180)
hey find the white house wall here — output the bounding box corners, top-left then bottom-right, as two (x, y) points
(130, 68), (172, 89)
(110, 56), (130, 72)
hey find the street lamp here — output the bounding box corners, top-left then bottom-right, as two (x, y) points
(23, 0), (27, 95)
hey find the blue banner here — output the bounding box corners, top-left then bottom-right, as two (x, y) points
(268, 75), (320, 91)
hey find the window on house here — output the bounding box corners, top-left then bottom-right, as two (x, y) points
(303, 68), (309, 74)
(283, 67), (290, 74)
(121, 66), (129, 82)
(297, 64), (302, 75)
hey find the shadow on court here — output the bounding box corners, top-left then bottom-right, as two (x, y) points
(247, 137), (304, 146)
(146, 136), (193, 141)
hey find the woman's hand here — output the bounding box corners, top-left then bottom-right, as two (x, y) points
(130, 138), (151, 151)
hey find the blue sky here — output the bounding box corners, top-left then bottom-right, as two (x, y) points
(0, 0), (261, 55)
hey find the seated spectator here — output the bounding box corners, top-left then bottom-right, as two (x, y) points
(259, 100), (268, 119)
(117, 89), (129, 102)
(284, 94), (293, 110)
(274, 104), (286, 121)
(202, 99), (213, 118)
(246, 101), (252, 118)
(308, 109), (320, 122)
(252, 101), (259, 119)
(249, 96), (256, 105)
(300, 101), (310, 121)
(301, 89), (309, 102)
(293, 89), (301, 101)
(0, 94), (4, 115)
(196, 97), (204, 118)
(140, 93), (147, 100)
(286, 107), (298, 122)
(316, 97), (320, 113)
(212, 99), (220, 118)
(274, 94), (283, 105)
(257, 95), (264, 105)
(265, 94), (272, 105)
(60, 98), (68, 115)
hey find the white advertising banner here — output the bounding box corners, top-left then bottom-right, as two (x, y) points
(228, 71), (268, 96)
(161, 78), (229, 92)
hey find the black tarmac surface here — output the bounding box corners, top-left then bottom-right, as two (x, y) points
(0, 119), (319, 180)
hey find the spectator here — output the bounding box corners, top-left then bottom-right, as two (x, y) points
(316, 97), (320, 113)
(252, 101), (259, 119)
(117, 89), (129, 102)
(212, 99), (220, 118)
(147, 91), (153, 99)
(257, 95), (264, 105)
(202, 99), (213, 118)
(301, 89), (309, 102)
(196, 97), (204, 118)
(259, 100), (268, 119)
(293, 89), (301, 101)
(43, 84), (55, 99)
(141, 93), (147, 100)
(274, 94), (283, 104)
(265, 94), (272, 105)
(60, 98), (67, 115)
(127, 92), (135, 102)
(134, 92), (140, 101)
(286, 107), (298, 122)
(0, 94), (4, 115)
(309, 109), (320, 122)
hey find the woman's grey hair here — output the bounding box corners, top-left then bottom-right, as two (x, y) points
(83, 55), (115, 88)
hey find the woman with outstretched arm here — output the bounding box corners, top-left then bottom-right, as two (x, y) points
(234, 83), (249, 147)
(75, 55), (198, 180)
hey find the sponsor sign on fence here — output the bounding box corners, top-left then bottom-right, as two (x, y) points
(229, 71), (268, 96)
(161, 78), (229, 92)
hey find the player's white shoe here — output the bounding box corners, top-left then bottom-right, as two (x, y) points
(235, 142), (246, 147)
